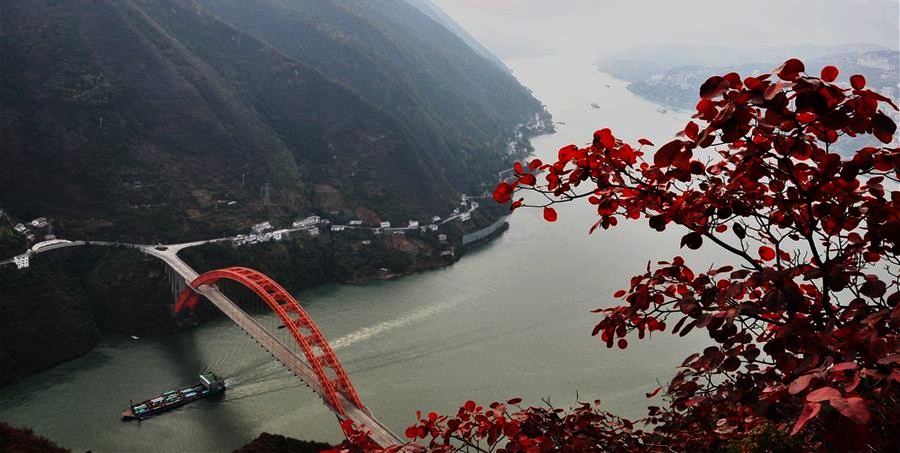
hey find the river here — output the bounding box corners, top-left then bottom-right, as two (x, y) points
(0, 53), (726, 451)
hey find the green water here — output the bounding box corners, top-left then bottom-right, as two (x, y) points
(0, 53), (722, 452)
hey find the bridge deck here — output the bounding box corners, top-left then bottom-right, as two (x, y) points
(149, 248), (402, 448)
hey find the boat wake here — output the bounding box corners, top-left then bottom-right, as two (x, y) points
(329, 299), (458, 351)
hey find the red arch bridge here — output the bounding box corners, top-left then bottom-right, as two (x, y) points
(174, 266), (402, 447)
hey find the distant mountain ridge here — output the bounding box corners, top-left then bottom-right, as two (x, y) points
(0, 0), (548, 243)
(597, 47), (898, 112)
(595, 48), (899, 154)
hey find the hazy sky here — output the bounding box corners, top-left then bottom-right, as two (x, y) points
(431, 0), (900, 60)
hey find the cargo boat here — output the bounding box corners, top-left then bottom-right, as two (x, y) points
(121, 373), (225, 421)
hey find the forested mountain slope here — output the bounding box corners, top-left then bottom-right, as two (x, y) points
(0, 0), (546, 242)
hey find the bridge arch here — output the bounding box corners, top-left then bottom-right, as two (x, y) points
(174, 266), (366, 417)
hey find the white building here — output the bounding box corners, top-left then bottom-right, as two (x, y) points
(306, 227), (320, 237)
(293, 215), (320, 228)
(431, 216), (441, 223)
(460, 212), (471, 222)
(380, 221), (391, 228)
(438, 234), (447, 243)
(331, 225), (345, 232)
(428, 224), (439, 231)
(361, 240), (372, 245)
(408, 220), (419, 228)
(14, 254), (30, 269)
(251, 221), (273, 234)
(13, 223), (26, 233)
(30, 217), (48, 228)
(349, 220), (363, 226)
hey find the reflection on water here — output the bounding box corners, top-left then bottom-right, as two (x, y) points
(0, 53), (724, 452)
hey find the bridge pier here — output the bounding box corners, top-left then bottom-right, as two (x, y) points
(163, 262), (188, 301)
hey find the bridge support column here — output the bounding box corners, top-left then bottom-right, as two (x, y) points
(163, 263), (188, 302)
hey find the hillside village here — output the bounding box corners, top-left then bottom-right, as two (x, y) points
(0, 194), (487, 271)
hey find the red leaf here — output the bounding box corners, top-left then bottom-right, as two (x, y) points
(764, 81), (783, 100)
(791, 402), (821, 435)
(493, 182), (513, 203)
(758, 246), (776, 261)
(820, 65), (839, 82)
(613, 289), (627, 298)
(684, 121), (700, 141)
(638, 138), (654, 146)
(514, 162), (524, 174)
(797, 112), (817, 123)
(744, 76), (761, 90)
(830, 397), (871, 424)
(700, 76), (730, 99)
(507, 397), (522, 405)
(788, 374), (814, 395)
(617, 338), (628, 349)
(872, 111), (897, 144)
(806, 386), (841, 402)
(519, 173), (536, 186)
(405, 426), (419, 439)
(528, 158), (542, 171)
(850, 74), (866, 90)
(831, 362), (857, 372)
(543, 207), (558, 222)
(654, 140), (684, 167)
(680, 232), (703, 250)
(596, 128), (616, 148)
(715, 224), (727, 233)
(775, 58), (805, 81)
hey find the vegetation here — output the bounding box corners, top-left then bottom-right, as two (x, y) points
(0, 246), (172, 386)
(180, 230), (451, 290)
(338, 59), (899, 451)
(0, 422), (69, 453)
(0, 0), (546, 244)
(234, 433), (332, 453)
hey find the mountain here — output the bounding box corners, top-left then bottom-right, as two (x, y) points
(595, 47), (899, 152)
(597, 47), (898, 113)
(0, 0), (548, 243)
(404, 0), (510, 72)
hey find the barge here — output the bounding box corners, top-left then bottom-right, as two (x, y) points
(122, 373), (225, 421)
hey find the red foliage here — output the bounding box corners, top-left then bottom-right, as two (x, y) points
(343, 59), (900, 452)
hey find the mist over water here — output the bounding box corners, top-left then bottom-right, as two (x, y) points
(0, 51), (732, 451)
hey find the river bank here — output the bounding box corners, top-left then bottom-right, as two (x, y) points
(0, 200), (518, 388)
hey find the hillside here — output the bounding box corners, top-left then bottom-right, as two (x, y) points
(0, 0), (548, 244)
